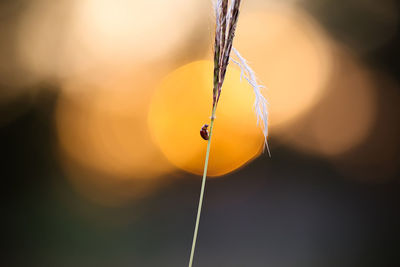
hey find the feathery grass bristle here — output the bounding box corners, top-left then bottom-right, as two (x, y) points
(212, 0), (270, 155)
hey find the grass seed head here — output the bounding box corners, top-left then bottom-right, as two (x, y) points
(211, 0), (270, 154)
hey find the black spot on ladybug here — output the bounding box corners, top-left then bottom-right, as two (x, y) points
(200, 124), (209, 140)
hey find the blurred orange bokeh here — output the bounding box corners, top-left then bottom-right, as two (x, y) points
(56, 72), (172, 180)
(235, 5), (333, 129)
(278, 47), (377, 157)
(55, 70), (173, 204)
(17, 0), (206, 79)
(0, 0), (395, 187)
(148, 60), (264, 176)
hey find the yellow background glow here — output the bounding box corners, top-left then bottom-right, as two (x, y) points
(235, 6), (333, 129)
(280, 49), (377, 157)
(148, 60), (264, 176)
(56, 74), (172, 180)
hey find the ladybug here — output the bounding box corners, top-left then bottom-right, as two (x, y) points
(200, 124), (209, 140)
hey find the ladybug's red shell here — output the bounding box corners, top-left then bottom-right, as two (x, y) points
(200, 124), (209, 140)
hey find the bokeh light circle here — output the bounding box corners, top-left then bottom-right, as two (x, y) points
(234, 5), (333, 129)
(148, 60), (264, 176)
(55, 76), (172, 180)
(17, 0), (204, 79)
(279, 48), (377, 157)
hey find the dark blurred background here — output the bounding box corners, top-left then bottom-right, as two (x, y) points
(1, 0), (399, 266)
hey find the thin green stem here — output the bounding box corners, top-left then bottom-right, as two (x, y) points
(188, 105), (217, 267)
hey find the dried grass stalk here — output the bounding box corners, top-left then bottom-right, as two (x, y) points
(188, 1), (269, 266)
